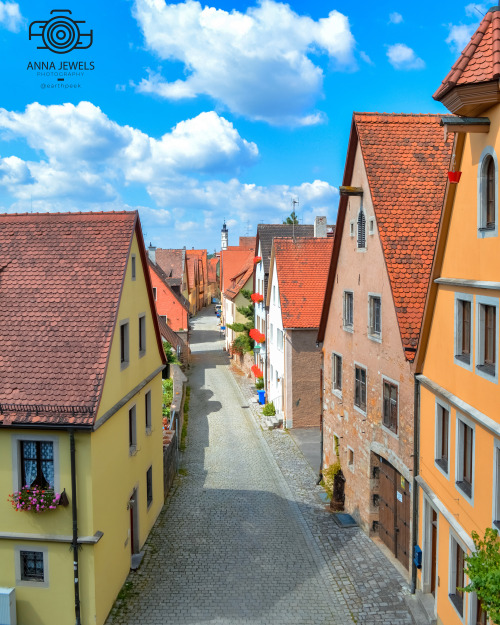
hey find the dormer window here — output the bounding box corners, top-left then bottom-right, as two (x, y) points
(357, 208), (366, 249)
(478, 148), (498, 236)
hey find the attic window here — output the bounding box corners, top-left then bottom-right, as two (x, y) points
(357, 209), (366, 249)
(478, 147), (498, 237)
(131, 255), (136, 280)
(369, 217), (375, 235)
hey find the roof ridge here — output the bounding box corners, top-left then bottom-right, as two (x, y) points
(0, 210), (136, 217)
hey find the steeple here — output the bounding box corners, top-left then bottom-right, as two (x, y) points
(221, 220), (228, 251)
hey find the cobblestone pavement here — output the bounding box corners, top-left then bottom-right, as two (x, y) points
(107, 308), (420, 625)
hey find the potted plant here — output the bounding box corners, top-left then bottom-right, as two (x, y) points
(9, 486), (68, 512)
(448, 155), (462, 183)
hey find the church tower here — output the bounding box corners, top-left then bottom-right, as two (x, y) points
(221, 220), (228, 250)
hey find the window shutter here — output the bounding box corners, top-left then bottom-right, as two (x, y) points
(357, 210), (366, 248)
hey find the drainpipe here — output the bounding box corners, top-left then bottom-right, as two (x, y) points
(410, 375), (420, 594)
(317, 350), (324, 485)
(70, 430), (82, 625)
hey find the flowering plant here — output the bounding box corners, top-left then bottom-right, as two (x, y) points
(253, 256), (262, 264)
(251, 365), (264, 378)
(8, 486), (62, 512)
(251, 293), (264, 303)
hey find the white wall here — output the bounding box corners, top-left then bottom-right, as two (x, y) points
(254, 241), (266, 371)
(267, 256), (285, 413)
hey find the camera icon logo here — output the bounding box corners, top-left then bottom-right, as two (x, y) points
(29, 9), (93, 54)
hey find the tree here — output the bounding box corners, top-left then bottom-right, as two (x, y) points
(463, 527), (500, 623)
(162, 340), (180, 364)
(227, 289), (255, 354)
(283, 210), (299, 224)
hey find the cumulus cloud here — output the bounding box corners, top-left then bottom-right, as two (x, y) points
(132, 0), (355, 126)
(0, 2), (22, 32)
(389, 12), (403, 24)
(359, 51), (374, 65)
(445, 4), (485, 52)
(0, 102), (258, 200)
(386, 43), (425, 70)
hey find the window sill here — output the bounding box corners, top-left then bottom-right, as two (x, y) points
(381, 424), (399, 439)
(434, 458), (449, 475)
(454, 354), (470, 365)
(139, 350), (146, 359)
(456, 480), (472, 499)
(343, 325), (353, 334)
(476, 363), (496, 377)
(493, 520), (500, 530)
(145, 427), (152, 436)
(368, 333), (382, 344)
(129, 446), (137, 457)
(448, 593), (464, 618)
(353, 404), (366, 417)
(332, 389), (342, 400)
(120, 361), (130, 371)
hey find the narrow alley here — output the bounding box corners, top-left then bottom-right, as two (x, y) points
(107, 309), (422, 625)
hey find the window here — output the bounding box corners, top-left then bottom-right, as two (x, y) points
(343, 291), (353, 330)
(382, 380), (398, 434)
(273, 285), (276, 305)
(131, 255), (136, 280)
(456, 416), (474, 499)
(348, 448), (354, 466)
(449, 536), (466, 617)
(354, 366), (366, 412)
(493, 441), (500, 529)
(480, 153), (496, 231)
(369, 217), (375, 235)
(159, 315), (167, 323)
(455, 296), (472, 367)
(139, 315), (146, 356)
(120, 321), (129, 368)
(277, 328), (283, 351)
(476, 296), (498, 380)
(435, 401), (450, 474)
(20, 441), (54, 489)
(152, 287), (157, 300)
(350, 220), (355, 237)
(270, 323), (274, 342)
(368, 295), (381, 339)
(146, 466), (153, 508)
(275, 370), (279, 385)
(129, 406), (137, 453)
(332, 353), (342, 393)
(270, 364), (273, 381)
(20, 550), (44, 582)
(357, 208), (366, 249)
(145, 390), (152, 432)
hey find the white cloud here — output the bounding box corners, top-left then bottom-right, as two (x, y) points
(389, 12), (403, 24)
(359, 51), (374, 65)
(386, 43), (425, 70)
(446, 23), (476, 52)
(465, 3), (487, 18)
(0, 102), (258, 200)
(132, 0), (355, 126)
(0, 2), (22, 32)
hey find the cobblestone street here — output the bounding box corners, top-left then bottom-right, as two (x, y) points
(107, 309), (423, 625)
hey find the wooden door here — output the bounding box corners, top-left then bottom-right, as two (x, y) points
(378, 458), (410, 569)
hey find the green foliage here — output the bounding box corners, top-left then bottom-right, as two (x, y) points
(227, 322), (247, 333)
(255, 377), (264, 390)
(262, 402), (276, 416)
(231, 334), (253, 354)
(321, 461), (342, 499)
(463, 527), (500, 623)
(162, 378), (173, 418)
(240, 288), (253, 301)
(227, 289), (255, 354)
(236, 303), (254, 320)
(283, 210), (299, 224)
(180, 386), (190, 452)
(162, 340), (180, 364)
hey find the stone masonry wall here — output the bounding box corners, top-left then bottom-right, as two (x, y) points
(288, 329), (322, 428)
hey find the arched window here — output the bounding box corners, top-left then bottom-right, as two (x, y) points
(479, 148), (498, 235)
(357, 208), (366, 249)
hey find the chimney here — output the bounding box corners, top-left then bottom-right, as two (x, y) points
(314, 216), (327, 238)
(148, 242), (156, 264)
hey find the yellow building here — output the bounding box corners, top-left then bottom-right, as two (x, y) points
(415, 10), (500, 625)
(0, 212), (166, 625)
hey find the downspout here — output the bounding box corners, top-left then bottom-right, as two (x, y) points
(411, 375), (420, 594)
(317, 350), (324, 485)
(70, 430), (82, 625)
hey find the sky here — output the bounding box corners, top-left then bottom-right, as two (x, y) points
(0, 0), (490, 251)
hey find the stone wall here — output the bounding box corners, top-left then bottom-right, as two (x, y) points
(287, 329), (322, 428)
(162, 364), (187, 499)
(162, 430), (178, 499)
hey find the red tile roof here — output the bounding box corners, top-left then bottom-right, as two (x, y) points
(186, 249), (208, 284)
(208, 257), (218, 283)
(273, 238), (334, 328)
(155, 249), (185, 281)
(0, 211), (165, 427)
(220, 249), (255, 293)
(434, 8), (500, 100)
(224, 253), (254, 300)
(318, 113), (453, 359)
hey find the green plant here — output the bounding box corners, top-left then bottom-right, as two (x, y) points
(255, 377), (264, 390)
(321, 461), (342, 499)
(162, 378), (173, 418)
(283, 210), (299, 224)
(9, 487), (62, 512)
(180, 386), (190, 452)
(226, 290), (255, 354)
(462, 527), (500, 623)
(262, 402), (276, 416)
(162, 340), (180, 365)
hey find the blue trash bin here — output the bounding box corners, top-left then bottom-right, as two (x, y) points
(258, 390), (266, 405)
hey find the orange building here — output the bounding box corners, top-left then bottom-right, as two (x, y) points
(415, 10), (500, 625)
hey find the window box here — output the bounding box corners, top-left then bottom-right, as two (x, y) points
(9, 486), (68, 512)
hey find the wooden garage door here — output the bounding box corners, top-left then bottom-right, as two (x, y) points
(378, 457), (410, 570)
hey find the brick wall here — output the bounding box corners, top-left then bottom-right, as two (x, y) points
(287, 329), (321, 428)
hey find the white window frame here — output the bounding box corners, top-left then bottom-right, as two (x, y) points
(145, 389), (152, 434)
(15, 545), (49, 588)
(368, 293), (382, 342)
(493, 438), (500, 530)
(270, 323), (274, 343)
(331, 352), (342, 398)
(381, 375), (399, 439)
(349, 220), (355, 237)
(131, 254), (136, 281)
(277, 328), (283, 352)
(11, 434), (60, 494)
(477, 145), (498, 238)
(455, 412), (475, 505)
(120, 319), (130, 370)
(454, 293), (473, 371)
(448, 532), (467, 622)
(347, 446), (354, 471)
(434, 398), (451, 478)
(273, 285), (276, 305)
(343, 290), (354, 332)
(475, 294), (499, 383)
(353, 361), (367, 416)
(357, 206), (366, 251)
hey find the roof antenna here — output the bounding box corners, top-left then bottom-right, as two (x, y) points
(292, 198), (299, 240)
(474, 6), (485, 16)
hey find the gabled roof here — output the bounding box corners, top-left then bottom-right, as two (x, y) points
(224, 253), (254, 300)
(220, 249), (255, 293)
(318, 113), (453, 360)
(434, 7), (500, 101)
(256, 224), (314, 298)
(155, 248), (185, 281)
(157, 315), (186, 353)
(148, 258), (190, 311)
(268, 237), (333, 329)
(208, 257), (218, 283)
(186, 249), (208, 284)
(0, 211), (165, 428)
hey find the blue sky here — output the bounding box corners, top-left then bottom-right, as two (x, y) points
(0, 0), (488, 250)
